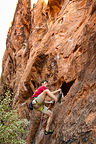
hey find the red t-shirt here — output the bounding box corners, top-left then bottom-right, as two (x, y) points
(31, 86), (47, 99)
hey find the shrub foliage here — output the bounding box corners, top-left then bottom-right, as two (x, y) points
(0, 86), (29, 144)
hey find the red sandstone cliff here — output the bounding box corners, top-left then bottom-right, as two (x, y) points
(2, 0), (96, 143)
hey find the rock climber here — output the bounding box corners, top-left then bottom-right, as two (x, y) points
(30, 80), (61, 135)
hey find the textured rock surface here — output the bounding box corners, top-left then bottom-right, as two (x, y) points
(2, 0), (96, 143)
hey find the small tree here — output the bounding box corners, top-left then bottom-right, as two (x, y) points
(0, 86), (30, 144)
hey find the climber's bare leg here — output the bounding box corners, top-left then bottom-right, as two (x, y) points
(41, 89), (57, 102)
(45, 110), (53, 131)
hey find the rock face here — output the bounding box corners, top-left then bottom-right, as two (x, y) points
(2, 0), (96, 143)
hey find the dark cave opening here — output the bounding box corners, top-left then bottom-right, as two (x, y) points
(61, 79), (75, 96)
(31, 80), (36, 88)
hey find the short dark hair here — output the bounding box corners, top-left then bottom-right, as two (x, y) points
(40, 80), (48, 86)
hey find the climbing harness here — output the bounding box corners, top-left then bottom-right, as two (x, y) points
(35, 100), (43, 106)
(29, 99), (43, 110)
(39, 105), (44, 112)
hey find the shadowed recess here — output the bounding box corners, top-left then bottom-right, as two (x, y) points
(61, 79), (75, 96)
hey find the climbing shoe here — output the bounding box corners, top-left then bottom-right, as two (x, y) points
(44, 130), (54, 135)
(58, 93), (62, 103)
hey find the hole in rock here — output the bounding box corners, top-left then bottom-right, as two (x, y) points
(31, 80), (36, 88)
(61, 79), (75, 96)
(91, 4), (96, 15)
(73, 44), (80, 53)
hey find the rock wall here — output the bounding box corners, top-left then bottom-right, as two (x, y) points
(2, 0), (96, 143)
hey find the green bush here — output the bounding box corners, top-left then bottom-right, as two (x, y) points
(0, 87), (30, 144)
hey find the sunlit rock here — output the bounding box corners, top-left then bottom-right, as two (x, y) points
(2, 0), (96, 143)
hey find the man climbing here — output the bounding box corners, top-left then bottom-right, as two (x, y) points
(30, 80), (61, 135)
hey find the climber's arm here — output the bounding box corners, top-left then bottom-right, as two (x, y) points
(51, 88), (61, 94)
(44, 100), (54, 104)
